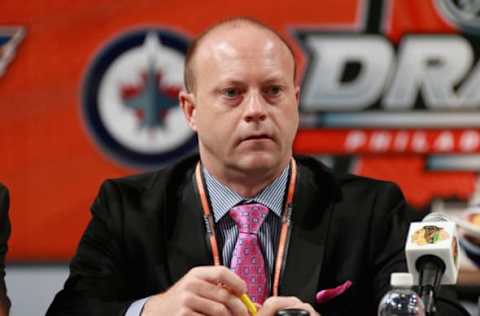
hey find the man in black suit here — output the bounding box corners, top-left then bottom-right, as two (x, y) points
(47, 18), (410, 316)
(0, 184), (11, 316)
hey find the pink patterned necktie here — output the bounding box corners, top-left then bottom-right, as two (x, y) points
(229, 203), (269, 304)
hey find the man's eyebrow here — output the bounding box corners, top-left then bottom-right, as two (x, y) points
(262, 76), (289, 84)
(214, 79), (246, 87)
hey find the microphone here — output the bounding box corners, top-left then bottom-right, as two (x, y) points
(405, 212), (459, 315)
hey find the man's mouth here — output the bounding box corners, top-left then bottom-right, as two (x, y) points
(243, 134), (272, 141)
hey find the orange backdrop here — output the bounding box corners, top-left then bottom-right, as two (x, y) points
(0, 0), (477, 261)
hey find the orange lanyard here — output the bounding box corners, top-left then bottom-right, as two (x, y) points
(194, 158), (297, 297)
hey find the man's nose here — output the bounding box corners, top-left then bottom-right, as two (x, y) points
(244, 92), (267, 122)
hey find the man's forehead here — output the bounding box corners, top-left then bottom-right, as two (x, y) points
(183, 19), (297, 92)
(195, 25), (292, 67)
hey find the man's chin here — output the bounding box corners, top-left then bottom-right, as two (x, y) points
(235, 153), (281, 173)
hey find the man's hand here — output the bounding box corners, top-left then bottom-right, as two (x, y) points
(257, 297), (320, 316)
(141, 266), (249, 316)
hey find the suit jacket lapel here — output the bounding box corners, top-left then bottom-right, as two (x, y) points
(165, 163), (212, 285)
(280, 158), (337, 304)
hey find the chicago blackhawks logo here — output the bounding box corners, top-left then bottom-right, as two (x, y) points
(412, 225), (449, 246)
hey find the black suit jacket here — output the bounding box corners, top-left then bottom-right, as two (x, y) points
(47, 155), (411, 316)
(0, 184), (11, 312)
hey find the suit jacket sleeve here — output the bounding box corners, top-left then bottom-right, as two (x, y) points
(0, 184), (11, 313)
(46, 180), (137, 316)
(369, 181), (411, 306)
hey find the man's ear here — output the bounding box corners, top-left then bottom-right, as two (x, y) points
(179, 90), (197, 131)
(295, 85), (301, 106)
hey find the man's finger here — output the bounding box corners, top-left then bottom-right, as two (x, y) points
(184, 292), (233, 316)
(193, 279), (249, 316)
(190, 266), (247, 295)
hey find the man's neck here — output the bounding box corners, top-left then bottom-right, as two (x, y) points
(201, 160), (290, 198)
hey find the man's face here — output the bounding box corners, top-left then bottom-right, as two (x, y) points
(181, 26), (299, 176)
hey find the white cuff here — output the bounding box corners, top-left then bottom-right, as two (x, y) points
(125, 297), (149, 316)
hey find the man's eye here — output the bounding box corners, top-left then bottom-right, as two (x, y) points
(264, 86), (282, 96)
(223, 88), (239, 98)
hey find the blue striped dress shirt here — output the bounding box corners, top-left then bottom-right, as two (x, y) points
(203, 165), (289, 292)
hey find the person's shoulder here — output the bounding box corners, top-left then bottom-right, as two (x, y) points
(295, 155), (401, 193)
(101, 154), (199, 195)
(296, 156), (407, 219)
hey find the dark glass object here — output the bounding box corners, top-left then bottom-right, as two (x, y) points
(275, 308), (310, 316)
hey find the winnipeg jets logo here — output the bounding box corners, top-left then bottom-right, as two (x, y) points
(120, 33), (180, 131)
(82, 29), (197, 168)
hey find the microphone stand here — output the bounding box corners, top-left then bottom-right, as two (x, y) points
(416, 255), (445, 316)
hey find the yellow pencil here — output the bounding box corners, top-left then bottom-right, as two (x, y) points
(240, 294), (257, 315)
